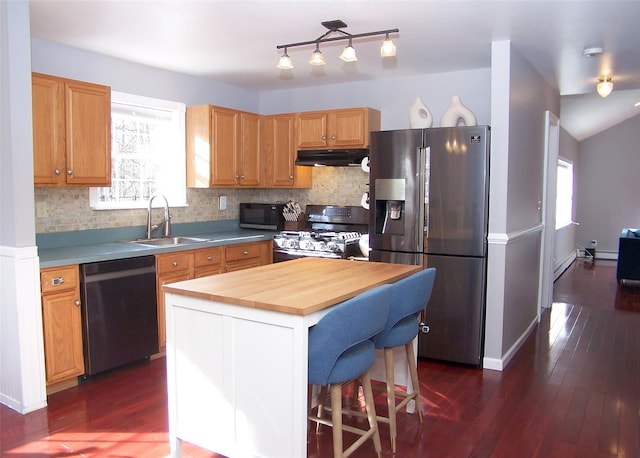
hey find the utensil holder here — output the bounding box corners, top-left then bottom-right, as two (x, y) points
(284, 213), (306, 230)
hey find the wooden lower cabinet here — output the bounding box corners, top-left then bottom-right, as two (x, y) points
(155, 241), (272, 349)
(40, 265), (85, 387)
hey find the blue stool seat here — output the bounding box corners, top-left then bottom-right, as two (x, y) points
(374, 267), (436, 452)
(308, 283), (393, 458)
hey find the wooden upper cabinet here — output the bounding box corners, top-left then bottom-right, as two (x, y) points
(186, 105), (261, 188)
(32, 72), (111, 187)
(295, 107), (381, 150)
(263, 114), (311, 189)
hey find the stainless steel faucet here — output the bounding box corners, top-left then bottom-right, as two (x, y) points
(147, 194), (171, 239)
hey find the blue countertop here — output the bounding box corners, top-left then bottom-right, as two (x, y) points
(37, 221), (275, 268)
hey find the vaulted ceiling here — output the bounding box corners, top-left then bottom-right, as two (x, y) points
(28, 0), (640, 141)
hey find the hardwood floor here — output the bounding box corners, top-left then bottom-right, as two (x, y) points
(2, 259), (639, 457)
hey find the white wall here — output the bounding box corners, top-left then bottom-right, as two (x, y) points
(0, 0), (47, 414)
(484, 41), (560, 370)
(575, 114), (640, 256)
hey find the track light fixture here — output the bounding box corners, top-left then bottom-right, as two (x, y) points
(597, 76), (613, 98)
(276, 19), (398, 69)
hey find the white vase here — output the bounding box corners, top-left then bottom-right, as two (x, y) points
(440, 96), (477, 127)
(409, 97), (433, 128)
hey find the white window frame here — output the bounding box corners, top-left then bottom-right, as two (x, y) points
(555, 158), (574, 229)
(89, 92), (186, 210)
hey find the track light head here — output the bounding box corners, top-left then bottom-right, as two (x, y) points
(339, 39), (357, 62)
(277, 48), (294, 69)
(381, 33), (396, 57)
(309, 44), (326, 66)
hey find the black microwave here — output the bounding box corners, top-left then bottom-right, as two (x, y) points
(239, 203), (286, 231)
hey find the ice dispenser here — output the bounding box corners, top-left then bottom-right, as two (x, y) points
(374, 178), (406, 235)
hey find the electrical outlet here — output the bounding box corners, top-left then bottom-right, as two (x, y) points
(590, 240), (597, 247)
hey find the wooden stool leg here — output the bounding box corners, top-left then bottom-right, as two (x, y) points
(361, 371), (382, 457)
(405, 341), (423, 422)
(384, 347), (398, 452)
(330, 383), (344, 458)
(316, 385), (328, 433)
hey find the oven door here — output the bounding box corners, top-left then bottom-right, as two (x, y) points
(273, 249), (342, 263)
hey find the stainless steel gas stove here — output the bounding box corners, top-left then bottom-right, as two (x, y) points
(273, 205), (368, 263)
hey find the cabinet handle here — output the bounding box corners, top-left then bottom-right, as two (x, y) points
(207, 255), (212, 261)
(74, 300), (81, 307)
(172, 261), (178, 267)
(51, 276), (65, 286)
(331, 135), (336, 140)
(54, 169), (61, 175)
(67, 169), (73, 175)
(289, 175), (294, 180)
(243, 251), (249, 256)
(321, 135), (326, 141)
(240, 175), (245, 180)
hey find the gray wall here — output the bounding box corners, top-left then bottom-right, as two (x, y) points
(484, 41), (560, 369)
(575, 114), (640, 255)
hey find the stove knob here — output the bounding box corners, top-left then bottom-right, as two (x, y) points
(327, 241), (339, 252)
(286, 239), (299, 249)
(300, 240), (315, 251)
(274, 238), (286, 248)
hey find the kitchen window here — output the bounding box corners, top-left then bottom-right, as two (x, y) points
(89, 92), (186, 210)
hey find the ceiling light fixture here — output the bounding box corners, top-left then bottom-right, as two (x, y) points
(277, 47), (294, 70)
(277, 19), (398, 69)
(308, 43), (326, 66)
(597, 76), (613, 98)
(339, 38), (357, 62)
(381, 33), (396, 57)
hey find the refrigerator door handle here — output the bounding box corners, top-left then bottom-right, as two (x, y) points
(417, 146), (429, 251)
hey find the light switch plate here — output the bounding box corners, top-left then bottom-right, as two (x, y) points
(219, 195), (227, 211)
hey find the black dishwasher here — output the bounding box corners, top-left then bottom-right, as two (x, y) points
(80, 255), (158, 376)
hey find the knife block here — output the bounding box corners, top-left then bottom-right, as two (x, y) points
(284, 213), (306, 230)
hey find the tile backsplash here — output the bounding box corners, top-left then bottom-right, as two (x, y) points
(35, 167), (369, 233)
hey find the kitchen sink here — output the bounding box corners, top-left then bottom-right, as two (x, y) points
(127, 236), (209, 247)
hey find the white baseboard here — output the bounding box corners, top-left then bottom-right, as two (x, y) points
(483, 316), (538, 371)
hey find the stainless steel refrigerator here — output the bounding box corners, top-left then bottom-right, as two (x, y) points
(369, 126), (490, 366)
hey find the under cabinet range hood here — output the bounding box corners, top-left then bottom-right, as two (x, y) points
(295, 148), (369, 166)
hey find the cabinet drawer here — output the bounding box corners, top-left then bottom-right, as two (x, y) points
(156, 252), (192, 274)
(41, 266), (79, 293)
(225, 243), (262, 262)
(194, 247), (223, 268)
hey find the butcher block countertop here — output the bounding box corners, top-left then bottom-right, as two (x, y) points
(163, 257), (420, 316)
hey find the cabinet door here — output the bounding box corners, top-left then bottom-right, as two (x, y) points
(32, 74), (66, 185)
(41, 289), (85, 384)
(296, 111), (327, 148)
(238, 112), (261, 186)
(329, 108), (367, 147)
(265, 114), (295, 187)
(211, 107), (240, 186)
(64, 80), (111, 185)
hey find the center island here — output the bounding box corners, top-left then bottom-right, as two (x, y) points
(163, 257), (420, 458)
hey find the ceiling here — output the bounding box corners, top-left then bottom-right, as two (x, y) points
(28, 0), (640, 141)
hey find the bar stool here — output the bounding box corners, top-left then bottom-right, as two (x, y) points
(374, 267), (436, 452)
(307, 284), (393, 458)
